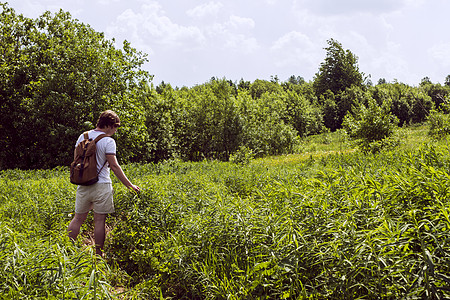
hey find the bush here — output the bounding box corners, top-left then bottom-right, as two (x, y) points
(4, 140), (450, 299)
(229, 146), (255, 165)
(343, 96), (399, 153)
(0, 4), (151, 169)
(428, 109), (450, 140)
(237, 91), (298, 157)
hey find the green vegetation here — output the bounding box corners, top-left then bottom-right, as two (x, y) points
(0, 3), (150, 169)
(2, 3), (450, 170)
(313, 38), (364, 97)
(2, 2), (450, 298)
(2, 124), (450, 299)
(343, 96), (399, 153)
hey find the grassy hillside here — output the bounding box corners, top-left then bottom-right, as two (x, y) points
(1, 123), (450, 299)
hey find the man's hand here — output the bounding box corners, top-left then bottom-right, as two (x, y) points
(128, 184), (141, 193)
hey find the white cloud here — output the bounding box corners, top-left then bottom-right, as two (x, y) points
(225, 34), (259, 54)
(428, 42), (450, 67)
(270, 31), (319, 68)
(98, 0), (120, 5)
(7, 0), (449, 87)
(186, 1), (223, 18)
(271, 31), (312, 50)
(8, 0), (84, 18)
(204, 15), (258, 53)
(404, 0), (427, 7)
(106, 1), (205, 50)
(299, 0), (406, 15)
(370, 41), (409, 81)
(228, 15), (255, 30)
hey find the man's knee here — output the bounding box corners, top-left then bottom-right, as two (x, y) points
(72, 212), (89, 224)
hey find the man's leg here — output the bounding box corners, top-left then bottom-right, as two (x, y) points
(68, 212), (89, 242)
(93, 212), (107, 256)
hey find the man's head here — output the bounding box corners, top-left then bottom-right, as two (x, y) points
(96, 110), (121, 129)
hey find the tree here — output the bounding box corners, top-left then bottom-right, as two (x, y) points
(321, 91), (339, 131)
(238, 78), (251, 91)
(387, 83), (413, 126)
(283, 90), (324, 137)
(237, 91), (297, 156)
(141, 83), (178, 162)
(377, 78), (387, 85)
(313, 39), (364, 98)
(337, 86), (366, 125)
(428, 107), (450, 140)
(174, 78), (243, 161)
(156, 81), (170, 94)
(0, 4), (151, 169)
(249, 79), (283, 99)
(420, 76), (432, 86)
(445, 75), (450, 87)
(343, 96), (399, 153)
(287, 75), (305, 85)
(410, 89), (434, 124)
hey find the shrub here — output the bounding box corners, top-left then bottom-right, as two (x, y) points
(229, 146), (255, 165)
(343, 96), (399, 153)
(428, 103), (450, 140)
(0, 4), (150, 169)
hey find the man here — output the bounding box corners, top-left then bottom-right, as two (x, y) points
(68, 110), (140, 256)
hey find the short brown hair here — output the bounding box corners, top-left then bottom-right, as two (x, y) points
(96, 110), (121, 128)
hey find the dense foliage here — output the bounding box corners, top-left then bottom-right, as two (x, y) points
(343, 95), (399, 153)
(3, 3), (450, 299)
(313, 38), (364, 97)
(0, 3), (151, 169)
(2, 126), (450, 299)
(2, 3), (450, 169)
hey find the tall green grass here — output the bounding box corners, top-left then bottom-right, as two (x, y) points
(0, 169), (115, 299)
(1, 124), (450, 299)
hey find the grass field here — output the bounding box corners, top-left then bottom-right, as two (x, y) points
(1, 123), (450, 299)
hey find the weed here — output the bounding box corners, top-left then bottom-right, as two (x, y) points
(2, 124), (450, 298)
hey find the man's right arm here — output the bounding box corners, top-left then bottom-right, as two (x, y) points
(106, 154), (140, 192)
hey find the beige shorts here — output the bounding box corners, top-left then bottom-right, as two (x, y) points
(75, 183), (114, 214)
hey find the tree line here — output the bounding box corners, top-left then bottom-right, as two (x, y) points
(1, 3), (450, 169)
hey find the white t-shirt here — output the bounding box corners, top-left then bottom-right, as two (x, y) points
(75, 129), (116, 184)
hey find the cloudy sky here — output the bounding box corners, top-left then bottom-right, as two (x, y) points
(5, 0), (450, 87)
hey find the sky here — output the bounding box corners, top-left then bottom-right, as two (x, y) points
(4, 0), (450, 87)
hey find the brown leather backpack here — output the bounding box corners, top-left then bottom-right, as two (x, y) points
(70, 132), (108, 185)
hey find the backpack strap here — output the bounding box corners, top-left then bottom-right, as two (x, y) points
(94, 133), (110, 175)
(98, 159), (108, 175)
(94, 134), (108, 143)
(82, 132), (108, 142)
